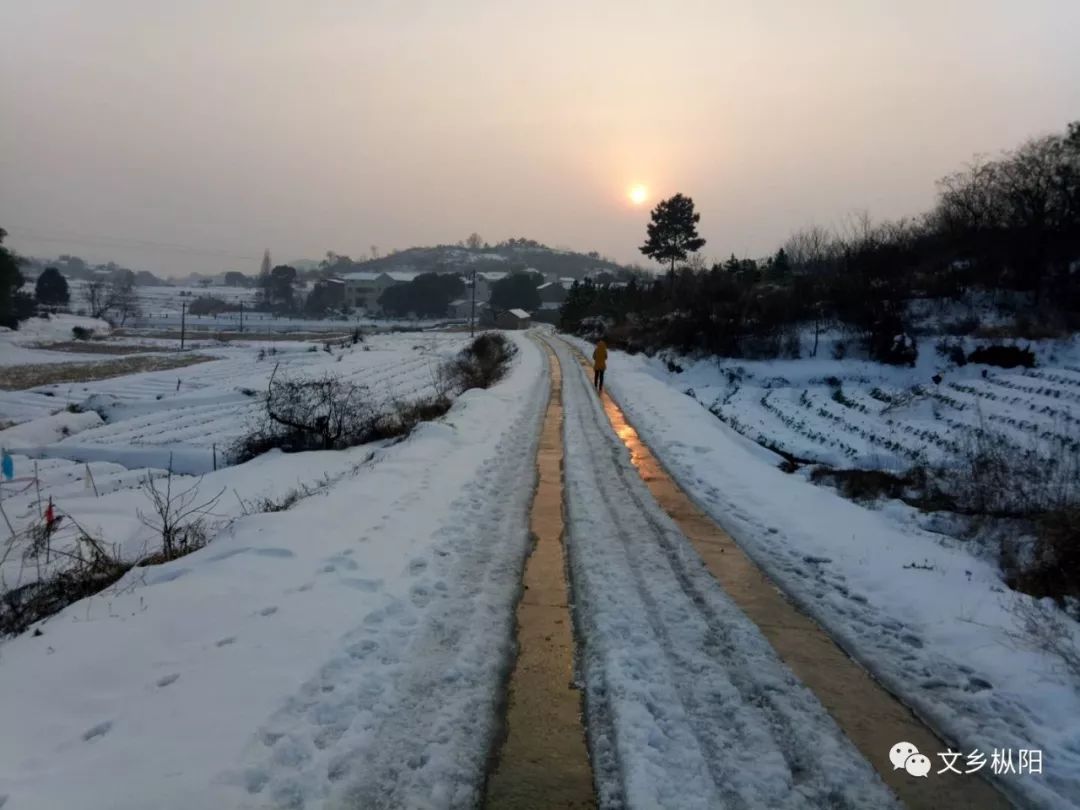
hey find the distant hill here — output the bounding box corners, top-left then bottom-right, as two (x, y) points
(312, 241), (637, 280)
(19, 255), (168, 286)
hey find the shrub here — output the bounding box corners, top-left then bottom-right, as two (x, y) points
(935, 338), (967, 366)
(233, 334), (515, 463)
(371, 396), (453, 440)
(943, 314), (981, 335)
(809, 466), (913, 503)
(1010, 507), (1080, 604)
(1, 521), (130, 637)
(874, 332), (917, 366)
(968, 344), (1036, 368)
(262, 367), (378, 451)
(445, 332), (517, 391)
(187, 296), (232, 316)
(71, 326), (94, 340)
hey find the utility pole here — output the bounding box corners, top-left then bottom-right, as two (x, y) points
(239, 301), (244, 334)
(470, 269), (477, 337)
(180, 301), (186, 351)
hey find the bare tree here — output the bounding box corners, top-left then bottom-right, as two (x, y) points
(109, 273), (140, 326)
(138, 469), (224, 561)
(782, 224), (837, 273)
(264, 364), (377, 450)
(85, 278), (112, 319)
(84, 273), (140, 324)
(465, 232), (483, 250)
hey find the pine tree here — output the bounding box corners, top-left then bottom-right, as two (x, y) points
(639, 194), (706, 281)
(257, 249), (272, 309)
(0, 228), (30, 328)
(35, 267), (70, 306)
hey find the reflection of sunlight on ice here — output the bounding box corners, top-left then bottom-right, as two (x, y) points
(599, 380), (654, 476)
(572, 348), (656, 473)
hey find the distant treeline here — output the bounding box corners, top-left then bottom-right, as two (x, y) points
(562, 121), (1080, 364)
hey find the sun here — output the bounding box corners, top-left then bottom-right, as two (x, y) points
(628, 184), (649, 206)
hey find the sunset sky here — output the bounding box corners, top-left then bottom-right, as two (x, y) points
(2, 0), (1079, 276)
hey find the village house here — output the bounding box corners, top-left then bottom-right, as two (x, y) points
(495, 308), (531, 330)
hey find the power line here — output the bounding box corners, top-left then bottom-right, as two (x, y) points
(4, 226), (262, 262)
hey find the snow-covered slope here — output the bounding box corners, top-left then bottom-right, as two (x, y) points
(0, 334), (546, 810)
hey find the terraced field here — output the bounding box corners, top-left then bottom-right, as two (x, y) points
(0, 332), (470, 503)
(683, 359), (1080, 475)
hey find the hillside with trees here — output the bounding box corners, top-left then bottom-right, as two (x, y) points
(562, 121), (1080, 362)
(314, 238), (635, 282)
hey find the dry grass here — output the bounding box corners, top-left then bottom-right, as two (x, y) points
(114, 328), (352, 342)
(33, 341), (155, 356)
(0, 354), (216, 390)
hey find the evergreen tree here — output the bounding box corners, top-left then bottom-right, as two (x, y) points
(257, 249), (273, 308)
(640, 193), (706, 279)
(770, 248), (791, 277)
(0, 228), (31, 328)
(269, 265), (298, 311)
(35, 267), (70, 306)
(490, 272), (541, 311)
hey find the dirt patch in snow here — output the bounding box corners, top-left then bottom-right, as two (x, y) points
(485, 338), (595, 809)
(32, 341), (157, 356)
(0, 354), (216, 390)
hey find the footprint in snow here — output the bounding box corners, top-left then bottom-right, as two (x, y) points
(341, 578), (382, 593)
(156, 673), (180, 688)
(407, 558), (428, 576)
(410, 583), (433, 608)
(253, 547), (295, 559)
(259, 606), (278, 617)
(216, 636), (237, 647)
(243, 768), (269, 794)
(83, 721), (113, 741)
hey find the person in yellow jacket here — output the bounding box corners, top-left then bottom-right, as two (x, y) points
(592, 339), (608, 393)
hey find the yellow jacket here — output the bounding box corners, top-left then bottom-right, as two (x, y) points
(593, 341), (608, 370)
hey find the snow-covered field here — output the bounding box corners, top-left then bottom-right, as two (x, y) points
(666, 335), (1080, 474)
(570, 334), (1080, 808)
(0, 331), (545, 809)
(0, 316), (118, 368)
(74, 282), (447, 333)
(1, 323), (472, 594)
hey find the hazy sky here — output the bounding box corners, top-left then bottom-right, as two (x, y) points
(2, 1), (1079, 277)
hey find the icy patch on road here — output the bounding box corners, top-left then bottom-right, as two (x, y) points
(551, 337), (897, 809)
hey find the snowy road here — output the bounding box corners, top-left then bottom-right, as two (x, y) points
(545, 336), (897, 809)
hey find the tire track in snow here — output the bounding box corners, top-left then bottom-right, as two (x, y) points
(546, 335), (899, 810)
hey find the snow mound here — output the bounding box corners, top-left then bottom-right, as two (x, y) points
(0, 410), (103, 446)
